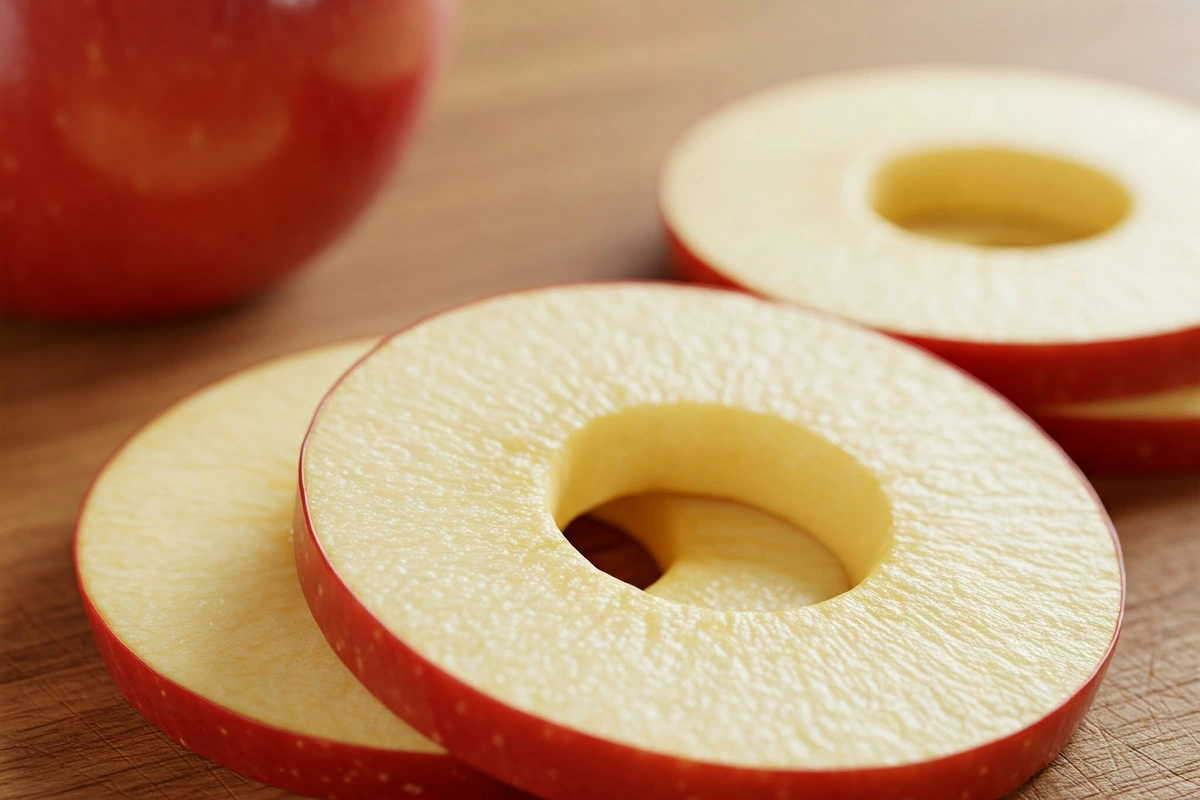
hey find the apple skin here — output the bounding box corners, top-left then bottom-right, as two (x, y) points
(667, 227), (1200, 409)
(0, 0), (450, 324)
(1032, 414), (1200, 475)
(293, 298), (1126, 800)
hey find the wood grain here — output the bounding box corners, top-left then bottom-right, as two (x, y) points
(3, 1), (1199, 797)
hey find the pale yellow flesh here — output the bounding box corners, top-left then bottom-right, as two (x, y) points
(1042, 380), (1200, 419)
(304, 284), (1122, 770)
(661, 66), (1200, 343)
(76, 341), (440, 753)
(593, 494), (850, 611)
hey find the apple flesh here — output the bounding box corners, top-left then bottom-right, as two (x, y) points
(0, 0), (448, 323)
(661, 67), (1200, 407)
(1034, 381), (1200, 474)
(75, 340), (521, 800)
(298, 284), (1124, 800)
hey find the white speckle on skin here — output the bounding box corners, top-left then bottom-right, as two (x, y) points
(455, 701), (467, 716)
(979, 765), (989, 776)
(218, 727), (228, 736)
(378, 772), (389, 783)
(492, 734), (504, 748)
(295, 739), (305, 748)
(403, 784), (424, 796)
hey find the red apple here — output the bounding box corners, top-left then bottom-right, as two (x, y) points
(0, 0), (450, 323)
(297, 283), (1124, 800)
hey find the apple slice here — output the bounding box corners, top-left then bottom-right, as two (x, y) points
(297, 284), (1124, 800)
(593, 493), (849, 610)
(1034, 381), (1200, 474)
(660, 66), (1200, 407)
(75, 340), (521, 800)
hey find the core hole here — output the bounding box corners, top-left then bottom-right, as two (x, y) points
(565, 493), (853, 612)
(563, 514), (663, 590)
(869, 147), (1131, 247)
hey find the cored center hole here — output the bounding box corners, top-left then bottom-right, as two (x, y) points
(564, 493), (852, 612)
(563, 515), (663, 590)
(869, 147), (1131, 247)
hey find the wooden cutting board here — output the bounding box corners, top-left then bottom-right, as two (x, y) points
(2, 1), (1198, 797)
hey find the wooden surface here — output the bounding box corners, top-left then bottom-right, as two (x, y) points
(3, 1), (1200, 797)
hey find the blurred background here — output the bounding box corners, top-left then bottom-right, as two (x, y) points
(2, 2), (1199, 798)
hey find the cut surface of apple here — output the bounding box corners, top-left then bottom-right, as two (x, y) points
(1035, 381), (1200, 474)
(661, 66), (1200, 405)
(75, 340), (520, 800)
(297, 284), (1124, 800)
(593, 493), (850, 610)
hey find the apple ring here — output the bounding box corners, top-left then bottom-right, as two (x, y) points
(75, 340), (520, 800)
(661, 66), (1200, 407)
(298, 284), (1123, 800)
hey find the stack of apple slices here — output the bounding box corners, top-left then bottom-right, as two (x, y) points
(78, 284), (1123, 800)
(660, 66), (1200, 474)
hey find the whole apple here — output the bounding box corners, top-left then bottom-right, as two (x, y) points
(0, 0), (449, 323)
